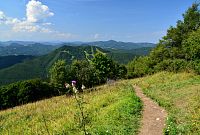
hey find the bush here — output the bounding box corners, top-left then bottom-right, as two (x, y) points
(183, 28), (200, 60)
(127, 56), (154, 78)
(154, 59), (189, 72)
(189, 60), (200, 74)
(68, 60), (100, 89)
(0, 79), (55, 110)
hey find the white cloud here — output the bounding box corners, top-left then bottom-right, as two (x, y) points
(0, 0), (73, 40)
(26, 0), (54, 23)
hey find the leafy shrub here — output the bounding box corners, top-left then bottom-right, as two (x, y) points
(189, 60), (200, 74)
(127, 56), (154, 78)
(92, 53), (117, 83)
(49, 60), (67, 94)
(154, 59), (189, 72)
(183, 28), (200, 60)
(68, 60), (100, 89)
(0, 79), (55, 110)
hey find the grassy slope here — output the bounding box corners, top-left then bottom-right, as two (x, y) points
(131, 72), (200, 134)
(0, 82), (142, 135)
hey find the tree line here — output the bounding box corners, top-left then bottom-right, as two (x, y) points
(127, 3), (200, 77)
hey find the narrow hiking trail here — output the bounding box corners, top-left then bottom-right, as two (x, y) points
(133, 85), (167, 135)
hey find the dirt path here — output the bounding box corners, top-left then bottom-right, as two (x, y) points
(133, 85), (167, 135)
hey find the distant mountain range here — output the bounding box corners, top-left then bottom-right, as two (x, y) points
(0, 43), (60, 56)
(0, 40), (155, 56)
(86, 40), (155, 50)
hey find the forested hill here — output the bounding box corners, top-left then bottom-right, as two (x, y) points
(0, 45), (101, 85)
(0, 55), (34, 69)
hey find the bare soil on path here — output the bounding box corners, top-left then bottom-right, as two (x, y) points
(133, 85), (167, 135)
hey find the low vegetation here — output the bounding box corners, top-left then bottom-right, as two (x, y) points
(0, 82), (142, 135)
(0, 79), (56, 110)
(131, 72), (200, 134)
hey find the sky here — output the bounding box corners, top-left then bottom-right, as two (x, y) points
(0, 0), (196, 43)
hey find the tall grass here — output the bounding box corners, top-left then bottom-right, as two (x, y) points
(131, 72), (200, 134)
(0, 82), (142, 135)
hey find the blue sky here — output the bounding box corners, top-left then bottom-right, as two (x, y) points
(0, 0), (195, 43)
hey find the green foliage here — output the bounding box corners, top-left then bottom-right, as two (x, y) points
(92, 52), (127, 83)
(0, 79), (55, 110)
(189, 60), (200, 74)
(127, 56), (154, 78)
(69, 60), (99, 88)
(49, 60), (67, 93)
(92, 53), (115, 81)
(183, 28), (200, 60)
(65, 55), (127, 89)
(115, 64), (127, 79)
(154, 59), (189, 72)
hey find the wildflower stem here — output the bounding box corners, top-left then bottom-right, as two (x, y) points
(74, 93), (87, 135)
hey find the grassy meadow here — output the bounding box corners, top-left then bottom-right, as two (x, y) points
(0, 82), (142, 135)
(1, 72), (200, 135)
(131, 72), (200, 134)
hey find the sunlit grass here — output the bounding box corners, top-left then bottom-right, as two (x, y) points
(0, 82), (142, 135)
(131, 72), (200, 134)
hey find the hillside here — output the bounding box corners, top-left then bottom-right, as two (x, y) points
(0, 55), (34, 69)
(0, 46), (106, 85)
(0, 82), (142, 135)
